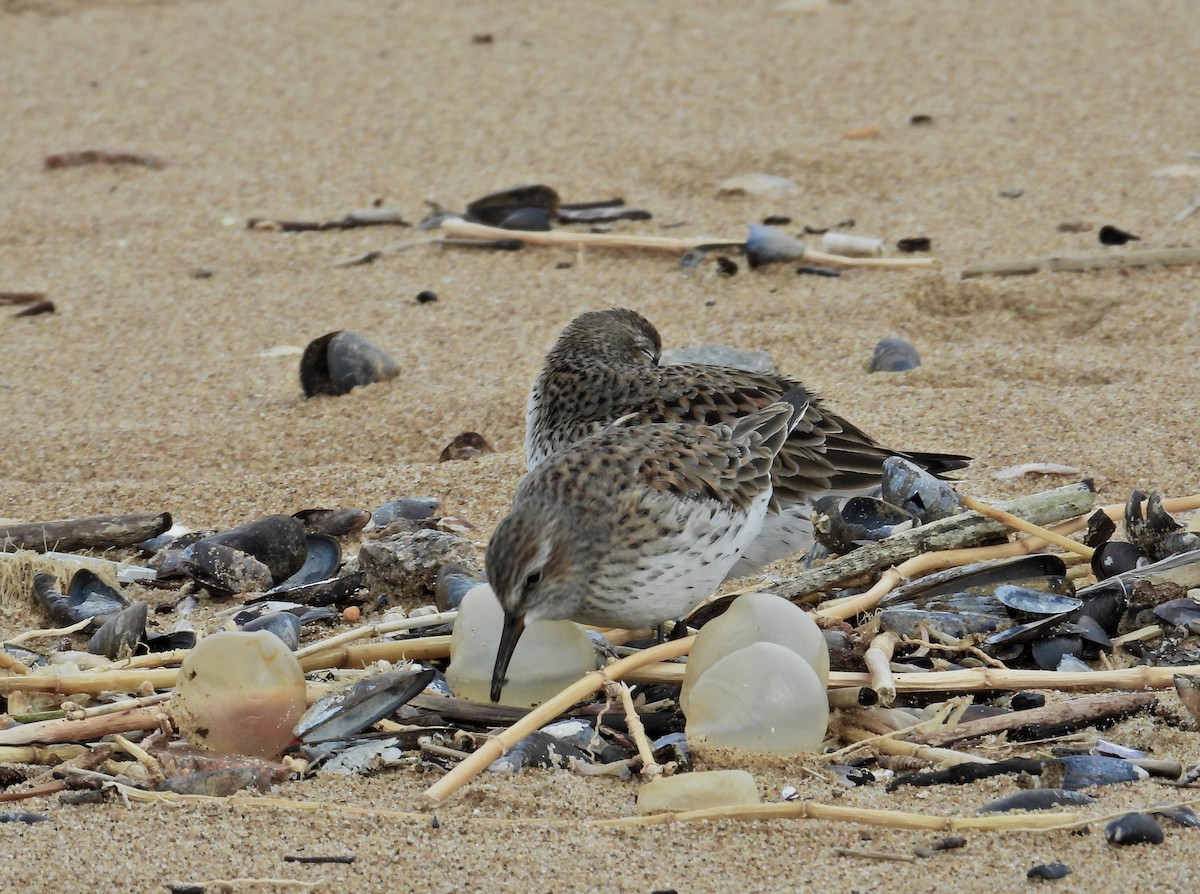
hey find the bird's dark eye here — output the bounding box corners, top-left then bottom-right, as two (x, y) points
(524, 569), (543, 590)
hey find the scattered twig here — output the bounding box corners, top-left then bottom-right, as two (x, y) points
(282, 855), (356, 865)
(0, 291), (47, 305)
(831, 847), (915, 863)
(43, 149), (168, 170)
(5, 617), (91, 646)
(293, 611), (456, 660)
(960, 495), (1094, 559)
(437, 218), (937, 270)
(864, 632), (899, 705)
(248, 209), (409, 232)
(0, 707), (163, 746)
(961, 246), (1200, 278)
(612, 682), (661, 778)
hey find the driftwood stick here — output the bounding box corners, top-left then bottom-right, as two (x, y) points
(768, 481), (1097, 604)
(864, 632), (899, 705)
(0, 744), (87, 765)
(962, 246), (1200, 278)
(0, 512), (172, 553)
(614, 682), (661, 777)
(438, 218), (936, 269)
(0, 707), (163, 745)
(423, 636), (694, 803)
(909, 692), (1158, 747)
(839, 724), (993, 767)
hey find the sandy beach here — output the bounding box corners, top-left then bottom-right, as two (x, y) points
(2, 1), (1200, 890)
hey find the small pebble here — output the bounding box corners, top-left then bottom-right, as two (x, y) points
(1098, 224), (1140, 245)
(1027, 862), (1071, 881)
(895, 236), (931, 253)
(1105, 812), (1164, 845)
(342, 605), (361, 623)
(910, 114), (934, 126)
(714, 256), (738, 276)
(1010, 691), (1047, 711)
(999, 188), (1024, 199)
(761, 215), (792, 226)
(416, 290), (438, 303)
(796, 265), (841, 277)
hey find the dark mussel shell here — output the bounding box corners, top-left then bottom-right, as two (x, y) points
(880, 457), (963, 523)
(435, 563), (485, 612)
(465, 184), (560, 228)
(1030, 634), (1085, 670)
(1076, 548), (1200, 629)
(87, 601), (149, 659)
(812, 495), (917, 553)
(146, 531), (210, 580)
(241, 611), (302, 651)
(1105, 812), (1164, 846)
(438, 432), (495, 462)
(269, 534), (341, 593)
(1125, 490), (1199, 560)
(184, 515), (308, 596)
(994, 585), (1081, 616)
(868, 337), (921, 373)
(296, 664), (437, 743)
(1154, 598), (1200, 631)
(1091, 541), (1142, 580)
(293, 508), (371, 538)
(880, 554), (1071, 609)
(300, 331), (400, 398)
(33, 569), (130, 628)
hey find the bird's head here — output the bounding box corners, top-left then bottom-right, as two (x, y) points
(553, 308), (662, 367)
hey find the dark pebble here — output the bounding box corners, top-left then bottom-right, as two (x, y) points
(1105, 812), (1164, 845)
(1010, 691), (1047, 711)
(910, 114), (933, 125)
(0, 811), (51, 823)
(761, 215), (792, 226)
(416, 290), (438, 303)
(797, 265), (841, 277)
(895, 236), (932, 253)
(1027, 862), (1071, 881)
(715, 256), (738, 276)
(1098, 224), (1140, 245)
(472, 33), (493, 44)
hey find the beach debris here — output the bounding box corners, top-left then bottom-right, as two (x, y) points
(976, 789), (1096, 814)
(556, 198), (651, 225)
(1174, 675), (1200, 723)
(32, 569), (128, 628)
(717, 173), (799, 197)
(992, 462), (1082, 481)
(744, 224), (807, 267)
(1098, 224), (1140, 245)
(887, 757), (1042, 792)
(1027, 863), (1071, 881)
(1125, 489), (1200, 561)
(434, 563), (484, 612)
(868, 338), (921, 372)
(87, 601), (150, 658)
(0, 290), (48, 306)
(910, 114), (933, 125)
(299, 330), (400, 398)
(370, 496), (439, 529)
(43, 148), (167, 170)
(636, 770), (761, 815)
(486, 731), (593, 773)
(247, 208), (409, 232)
(1105, 812), (1164, 845)
(813, 496), (918, 553)
(843, 124), (881, 140)
(961, 246), (1200, 278)
(896, 237), (932, 252)
(292, 508), (370, 538)
(296, 664), (435, 743)
(241, 612), (302, 650)
(2, 511), (172, 553)
(684, 641), (827, 754)
(465, 184), (560, 227)
(266, 534), (341, 593)
(170, 630), (305, 759)
(182, 515), (308, 596)
(820, 232), (884, 257)
(438, 431), (494, 462)
(1043, 754), (1149, 790)
(445, 584), (595, 707)
(12, 299), (54, 317)
(415, 289), (438, 303)
(880, 458), (962, 521)
(358, 528), (479, 603)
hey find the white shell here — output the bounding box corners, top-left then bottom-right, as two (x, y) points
(170, 630), (305, 759)
(445, 584), (595, 708)
(685, 642), (828, 754)
(681, 591), (828, 712)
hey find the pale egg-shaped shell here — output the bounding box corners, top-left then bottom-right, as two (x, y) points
(446, 584), (595, 708)
(681, 591), (828, 712)
(636, 769), (761, 815)
(685, 642), (829, 755)
(171, 630), (305, 759)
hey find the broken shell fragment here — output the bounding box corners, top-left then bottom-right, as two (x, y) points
(1174, 674), (1200, 723)
(438, 432), (495, 462)
(445, 584), (595, 708)
(636, 769), (761, 815)
(1105, 812), (1164, 845)
(812, 495), (917, 553)
(880, 457), (963, 522)
(299, 330), (400, 398)
(465, 184), (560, 227)
(171, 630), (305, 759)
(685, 642), (828, 754)
(269, 534), (341, 593)
(1091, 541), (1142, 579)
(241, 611), (302, 651)
(868, 337), (921, 373)
(292, 508), (371, 537)
(743, 224), (806, 267)
(34, 569), (128, 627)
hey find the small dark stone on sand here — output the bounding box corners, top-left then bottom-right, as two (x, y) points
(1010, 691), (1047, 711)
(761, 215), (792, 226)
(910, 114), (934, 125)
(1099, 224), (1140, 245)
(416, 290), (438, 303)
(797, 265), (841, 277)
(190, 267), (214, 279)
(715, 256), (738, 276)
(1105, 812), (1164, 845)
(472, 33), (493, 44)
(999, 188), (1024, 199)
(1027, 862), (1071, 880)
(896, 236), (931, 253)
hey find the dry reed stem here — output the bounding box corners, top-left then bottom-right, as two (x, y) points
(423, 636), (694, 803)
(293, 611), (457, 660)
(614, 681), (661, 778)
(865, 632), (899, 705)
(438, 218), (936, 269)
(960, 496), (1095, 559)
(0, 707), (164, 745)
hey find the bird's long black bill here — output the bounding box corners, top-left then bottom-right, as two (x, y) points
(490, 612), (526, 703)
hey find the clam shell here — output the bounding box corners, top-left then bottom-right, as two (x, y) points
(869, 337), (921, 373)
(87, 601), (149, 659)
(465, 184), (560, 226)
(241, 611), (302, 651)
(296, 664), (436, 743)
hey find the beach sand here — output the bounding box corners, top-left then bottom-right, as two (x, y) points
(1, 1), (1199, 890)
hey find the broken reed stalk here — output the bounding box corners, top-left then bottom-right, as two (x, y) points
(614, 681), (661, 777)
(864, 632), (899, 705)
(909, 691), (1158, 747)
(961, 246), (1200, 278)
(437, 218), (936, 269)
(839, 724), (992, 767)
(293, 611), (457, 660)
(0, 707), (163, 746)
(768, 481), (1097, 605)
(423, 636), (695, 803)
(0, 744), (86, 765)
(595, 800), (1082, 832)
(959, 496), (1094, 559)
